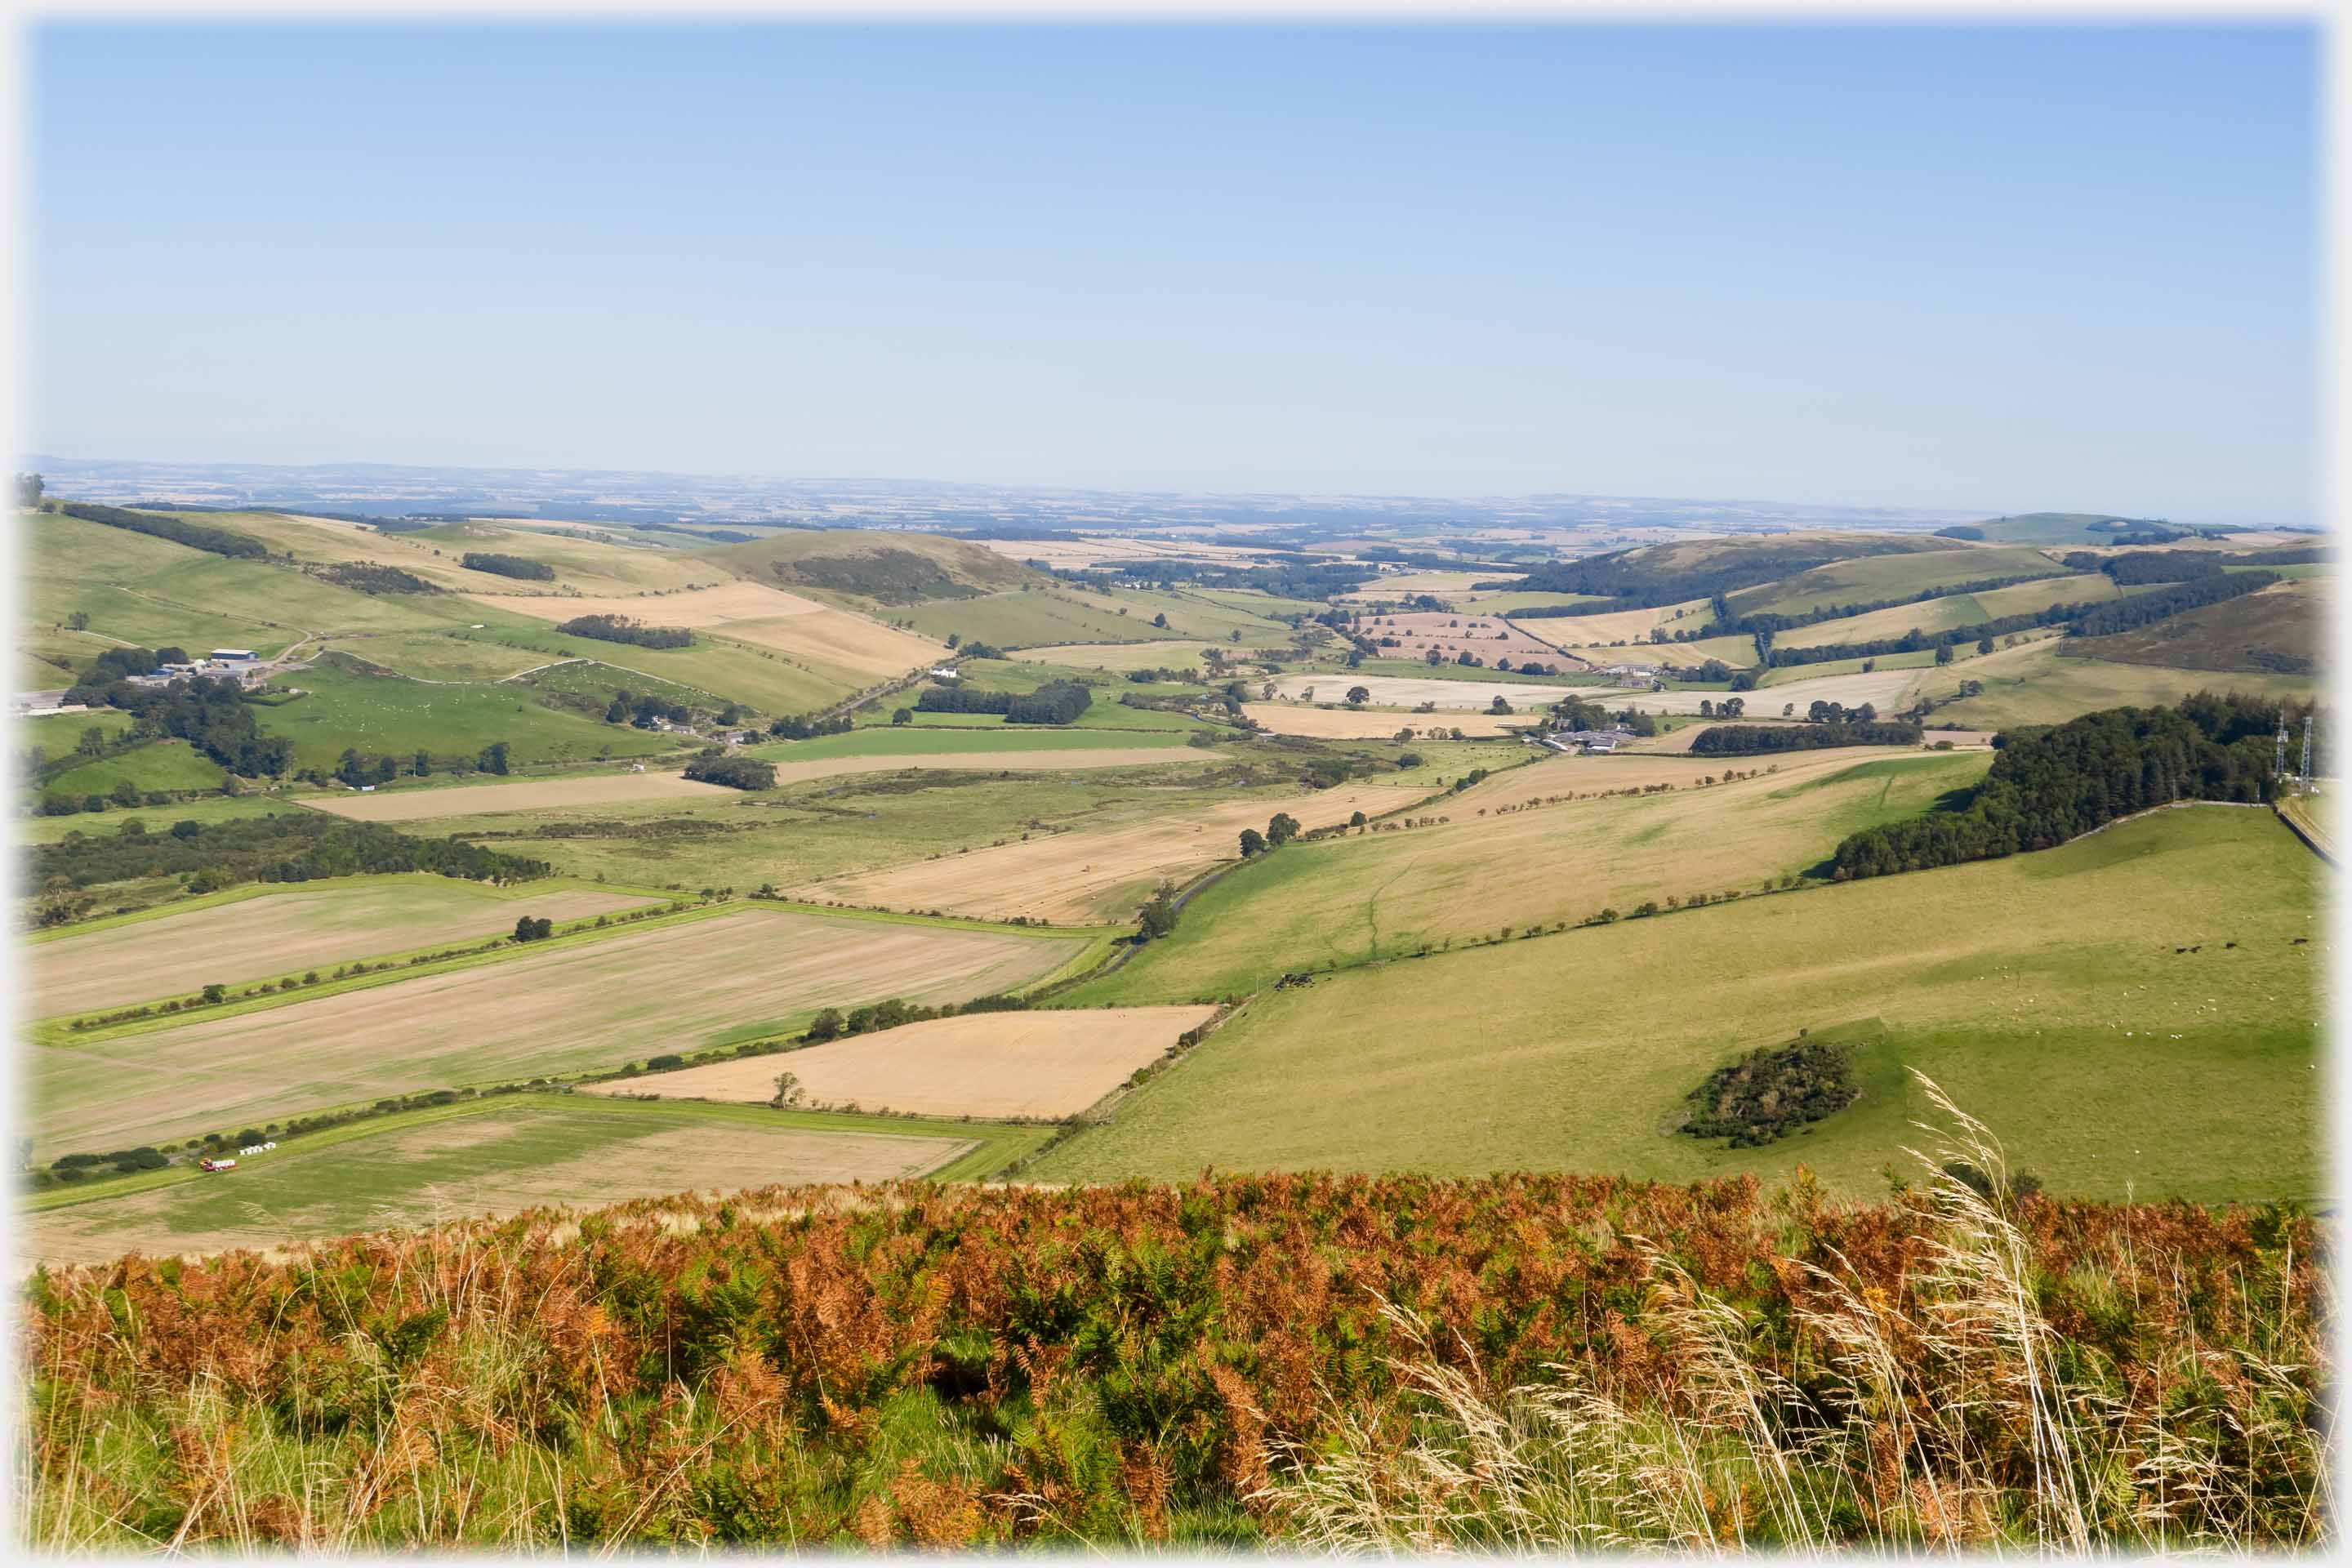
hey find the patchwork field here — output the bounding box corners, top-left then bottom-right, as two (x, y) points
(1241, 703), (1522, 738)
(799, 779), (1428, 923)
(301, 770), (739, 821)
(1267, 674), (1584, 710)
(1351, 610), (1584, 666)
(1726, 545), (2066, 618)
(28, 877), (660, 1018)
(1038, 808), (2321, 1202)
(1508, 598), (1715, 644)
(29, 906), (1087, 1156)
(1772, 572), (2123, 649)
(21, 1096), (982, 1267)
(591, 1004), (1218, 1120)
(1063, 748), (1987, 1004)
(466, 581), (946, 684)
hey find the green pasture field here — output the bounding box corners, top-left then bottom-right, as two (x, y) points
(1062, 749), (1991, 1005)
(1037, 807), (2321, 1202)
(896, 588), (1163, 648)
(318, 630), (567, 683)
(1928, 639), (2319, 728)
(336, 597), (871, 716)
(1726, 546), (2067, 620)
(1460, 592), (1612, 614)
(1345, 657), (1600, 686)
(21, 1093), (1054, 1263)
(256, 656), (688, 771)
(1755, 647), (1949, 687)
(42, 740), (229, 797)
(446, 755), (1264, 891)
(21, 709), (138, 752)
(1960, 513), (2191, 546)
(15, 793), (298, 846)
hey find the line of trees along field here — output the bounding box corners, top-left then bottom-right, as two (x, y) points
(557, 613), (694, 648)
(29, 813), (550, 916)
(460, 551), (555, 581)
(1688, 720), (1922, 755)
(57, 501), (270, 559)
(1829, 693), (2303, 880)
(1696, 571), (2083, 637)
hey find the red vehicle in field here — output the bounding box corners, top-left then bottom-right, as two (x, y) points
(197, 1157), (238, 1173)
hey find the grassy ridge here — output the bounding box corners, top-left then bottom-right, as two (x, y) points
(1041, 808), (2319, 1200)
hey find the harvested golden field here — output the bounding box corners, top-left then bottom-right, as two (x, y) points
(22, 1100), (971, 1267)
(1443, 748), (1886, 807)
(1334, 569), (1520, 600)
(301, 770), (742, 821)
(797, 780), (1423, 923)
(972, 535), (1273, 570)
(1512, 598), (1714, 644)
(1773, 573), (2125, 650)
(590, 1004), (1218, 1119)
(1241, 702), (1521, 738)
(1013, 639), (1207, 671)
(1348, 609), (1582, 666)
(468, 581), (946, 682)
(28, 879), (658, 1018)
(29, 908), (1085, 1156)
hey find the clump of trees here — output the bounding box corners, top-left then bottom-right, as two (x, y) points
(461, 551), (556, 581)
(54, 675), (293, 779)
(684, 755), (776, 790)
(1679, 1034), (1859, 1147)
(769, 713), (852, 740)
(1690, 721), (1922, 755)
(1137, 881), (1181, 940)
(59, 501), (269, 559)
(1830, 693), (2300, 880)
(916, 679), (1094, 725)
(558, 613), (694, 648)
(511, 915), (556, 942)
(608, 690), (691, 728)
(319, 563), (440, 595)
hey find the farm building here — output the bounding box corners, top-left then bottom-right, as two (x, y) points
(210, 648), (259, 662)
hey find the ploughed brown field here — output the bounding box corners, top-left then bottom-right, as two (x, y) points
(796, 780), (1423, 923)
(29, 907), (1085, 1157)
(587, 1004), (1220, 1120)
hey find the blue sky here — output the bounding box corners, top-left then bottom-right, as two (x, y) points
(30, 22), (2319, 523)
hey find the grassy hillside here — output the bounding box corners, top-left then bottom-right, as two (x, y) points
(1958, 512), (2198, 546)
(1772, 572), (2123, 648)
(1726, 546), (2067, 619)
(697, 528), (1049, 608)
(1930, 638), (2318, 728)
(1064, 749), (1989, 1004)
(256, 655), (688, 771)
(42, 740), (229, 797)
(1040, 807), (2319, 1201)
(2060, 580), (2322, 675)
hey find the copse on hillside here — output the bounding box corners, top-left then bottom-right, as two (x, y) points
(558, 613), (694, 649)
(1829, 693), (2303, 880)
(461, 551), (556, 581)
